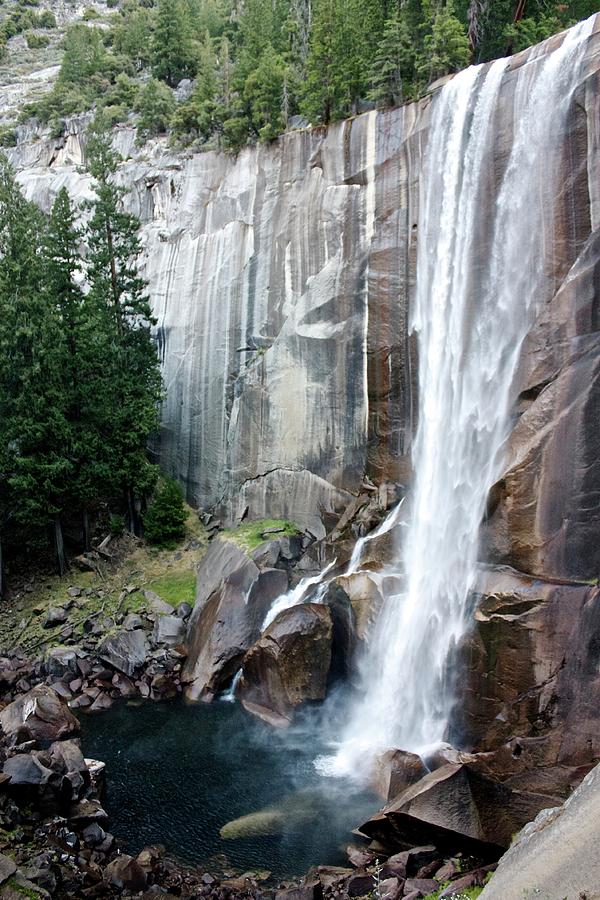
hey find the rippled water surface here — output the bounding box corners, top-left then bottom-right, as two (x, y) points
(81, 700), (378, 878)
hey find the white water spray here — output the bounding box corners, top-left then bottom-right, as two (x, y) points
(324, 18), (595, 777)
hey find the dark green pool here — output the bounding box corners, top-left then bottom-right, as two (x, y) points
(80, 699), (378, 879)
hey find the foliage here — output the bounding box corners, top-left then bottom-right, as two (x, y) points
(152, 0), (196, 87)
(14, 0), (600, 156)
(24, 30), (50, 48)
(143, 477), (187, 546)
(135, 78), (175, 139)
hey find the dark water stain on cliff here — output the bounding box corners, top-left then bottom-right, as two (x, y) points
(81, 700), (378, 879)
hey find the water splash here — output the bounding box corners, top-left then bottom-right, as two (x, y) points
(325, 18), (595, 777)
(346, 498), (407, 576)
(261, 559), (338, 630)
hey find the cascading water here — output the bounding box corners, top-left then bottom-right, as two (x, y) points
(323, 17), (595, 777)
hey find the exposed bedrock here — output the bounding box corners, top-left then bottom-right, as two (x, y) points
(453, 566), (600, 786)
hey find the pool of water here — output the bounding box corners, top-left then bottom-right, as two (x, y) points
(80, 700), (378, 879)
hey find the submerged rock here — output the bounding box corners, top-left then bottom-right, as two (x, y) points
(238, 603), (333, 727)
(220, 791), (323, 839)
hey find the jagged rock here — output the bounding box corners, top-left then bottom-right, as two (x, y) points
(143, 591), (174, 615)
(0, 853), (17, 884)
(359, 764), (561, 853)
(251, 540), (281, 569)
(45, 648), (78, 679)
(183, 542), (288, 701)
(175, 602), (192, 619)
(404, 878), (438, 896)
(238, 604), (333, 727)
(122, 613), (144, 631)
(98, 629), (149, 677)
(382, 847), (439, 880)
(455, 568), (600, 773)
(372, 749), (429, 801)
(0, 685), (79, 744)
(49, 740), (88, 798)
(377, 877), (402, 900)
(152, 615), (186, 647)
(68, 799), (108, 826)
(104, 854), (147, 892)
(3, 752), (53, 787)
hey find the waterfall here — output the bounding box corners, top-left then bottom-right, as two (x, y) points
(322, 18), (595, 778)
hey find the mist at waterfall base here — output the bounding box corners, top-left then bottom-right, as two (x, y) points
(80, 700), (378, 879)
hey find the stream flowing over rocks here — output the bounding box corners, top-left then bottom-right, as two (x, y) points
(2, 10), (600, 900)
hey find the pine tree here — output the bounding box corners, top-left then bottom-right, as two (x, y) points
(370, 4), (416, 106)
(85, 122), (162, 534)
(135, 78), (175, 140)
(152, 0), (196, 87)
(143, 476), (187, 546)
(419, 0), (471, 85)
(172, 31), (220, 141)
(0, 158), (72, 576)
(244, 44), (289, 141)
(301, 0), (342, 124)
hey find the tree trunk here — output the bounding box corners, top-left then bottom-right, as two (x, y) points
(82, 509), (91, 552)
(126, 488), (141, 537)
(54, 516), (68, 576)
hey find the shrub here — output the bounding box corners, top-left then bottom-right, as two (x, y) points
(25, 30), (50, 48)
(36, 9), (56, 28)
(143, 477), (187, 546)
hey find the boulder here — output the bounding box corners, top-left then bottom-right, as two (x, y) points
(251, 540), (281, 569)
(0, 685), (79, 744)
(0, 853), (17, 883)
(175, 602), (192, 620)
(143, 591), (174, 615)
(358, 764), (561, 854)
(152, 615), (186, 647)
(104, 854), (147, 892)
(98, 629), (149, 677)
(122, 613), (144, 631)
(183, 543), (288, 701)
(238, 604), (333, 727)
(479, 762), (600, 900)
(372, 749), (429, 802)
(382, 847), (439, 880)
(45, 648), (79, 678)
(43, 607), (68, 628)
(3, 753), (52, 787)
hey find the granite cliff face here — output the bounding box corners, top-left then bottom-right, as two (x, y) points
(5, 16), (600, 789)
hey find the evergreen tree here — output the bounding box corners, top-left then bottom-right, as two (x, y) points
(0, 159), (72, 576)
(152, 0), (196, 87)
(136, 78), (175, 140)
(85, 122), (162, 534)
(419, 0), (471, 85)
(172, 31), (220, 142)
(244, 44), (289, 141)
(370, 4), (416, 106)
(143, 476), (187, 545)
(301, 0), (342, 124)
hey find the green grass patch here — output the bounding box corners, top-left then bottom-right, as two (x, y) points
(220, 519), (300, 553)
(145, 569), (196, 607)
